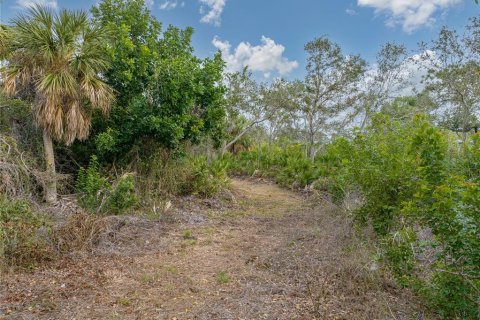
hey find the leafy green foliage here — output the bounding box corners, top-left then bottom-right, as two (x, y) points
(134, 149), (230, 202)
(0, 197), (52, 268)
(179, 155), (230, 197)
(91, 0), (161, 105)
(331, 115), (480, 318)
(224, 143), (319, 188)
(216, 271), (230, 284)
(76, 156), (109, 211)
(85, 0), (226, 164)
(107, 175), (138, 215)
(76, 156), (137, 214)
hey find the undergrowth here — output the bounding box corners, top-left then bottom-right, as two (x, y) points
(0, 196), (53, 268)
(225, 114), (480, 319)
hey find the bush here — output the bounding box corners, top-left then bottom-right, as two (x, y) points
(76, 156), (109, 211)
(179, 155), (230, 197)
(326, 115), (480, 318)
(0, 196), (52, 268)
(134, 149), (230, 201)
(76, 156), (137, 214)
(224, 143), (321, 189)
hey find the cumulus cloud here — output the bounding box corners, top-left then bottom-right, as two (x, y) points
(357, 0), (462, 32)
(200, 0), (226, 26)
(16, 0), (58, 9)
(212, 36), (299, 78)
(160, 0), (185, 10)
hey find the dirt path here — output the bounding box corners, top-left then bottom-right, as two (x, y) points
(2, 179), (422, 320)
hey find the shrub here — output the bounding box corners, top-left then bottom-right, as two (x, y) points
(0, 196), (52, 268)
(327, 115), (480, 318)
(76, 156), (137, 214)
(180, 155), (230, 197)
(107, 174), (138, 214)
(76, 156), (109, 211)
(135, 150), (230, 201)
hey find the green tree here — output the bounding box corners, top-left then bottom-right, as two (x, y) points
(89, 0), (225, 162)
(423, 26), (480, 140)
(1, 6), (113, 203)
(222, 69), (297, 154)
(357, 43), (410, 130)
(91, 0), (161, 106)
(302, 37), (365, 160)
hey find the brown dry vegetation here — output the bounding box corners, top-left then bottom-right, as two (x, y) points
(1, 179), (425, 319)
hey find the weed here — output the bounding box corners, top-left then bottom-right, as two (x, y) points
(216, 271), (230, 284)
(76, 156), (137, 215)
(116, 297), (131, 306)
(182, 229), (194, 240)
(139, 272), (160, 284)
(163, 265), (178, 274)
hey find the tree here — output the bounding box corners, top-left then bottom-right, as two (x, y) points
(261, 79), (298, 146)
(423, 26), (480, 140)
(90, 0), (226, 162)
(1, 6), (113, 203)
(222, 69), (294, 154)
(357, 43), (411, 130)
(222, 69), (262, 154)
(380, 93), (436, 122)
(0, 25), (7, 57)
(302, 37), (365, 160)
(91, 0), (161, 106)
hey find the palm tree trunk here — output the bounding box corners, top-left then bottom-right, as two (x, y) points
(43, 129), (57, 203)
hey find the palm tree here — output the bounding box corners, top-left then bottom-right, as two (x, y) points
(1, 6), (114, 203)
(0, 25), (8, 58)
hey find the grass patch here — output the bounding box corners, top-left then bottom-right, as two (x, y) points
(182, 229), (194, 239)
(163, 265), (178, 274)
(116, 297), (131, 306)
(216, 271), (230, 284)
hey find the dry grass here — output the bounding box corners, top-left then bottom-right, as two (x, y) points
(52, 212), (107, 253)
(1, 178), (427, 319)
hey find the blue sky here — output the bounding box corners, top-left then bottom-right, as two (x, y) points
(1, 0), (479, 80)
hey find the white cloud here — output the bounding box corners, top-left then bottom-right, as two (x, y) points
(145, 0), (154, 8)
(346, 8), (358, 16)
(16, 0), (58, 9)
(160, 0), (184, 10)
(200, 0), (226, 26)
(212, 36), (299, 77)
(357, 0), (462, 32)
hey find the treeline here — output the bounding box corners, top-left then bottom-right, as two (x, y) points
(0, 0), (479, 318)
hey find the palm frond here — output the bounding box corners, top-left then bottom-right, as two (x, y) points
(1, 5), (114, 145)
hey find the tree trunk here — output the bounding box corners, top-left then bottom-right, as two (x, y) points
(43, 129), (57, 203)
(222, 122), (259, 154)
(308, 141), (316, 161)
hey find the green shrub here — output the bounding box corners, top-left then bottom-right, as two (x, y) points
(76, 156), (137, 214)
(76, 156), (109, 211)
(325, 115), (480, 318)
(107, 174), (138, 215)
(131, 150), (230, 203)
(0, 196), (52, 268)
(180, 155), (230, 197)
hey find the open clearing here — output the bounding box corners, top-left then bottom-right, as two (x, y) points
(2, 179), (422, 319)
